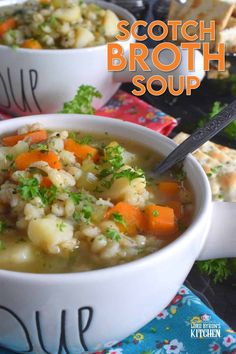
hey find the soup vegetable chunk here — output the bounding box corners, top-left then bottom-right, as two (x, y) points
(0, 124), (194, 273)
(0, 0), (120, 49)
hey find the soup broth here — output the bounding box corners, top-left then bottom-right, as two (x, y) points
(0, 124), (194, 273)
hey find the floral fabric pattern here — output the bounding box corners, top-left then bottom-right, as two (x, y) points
(87, 286), (236, 354)
(96, 90), (177, 135)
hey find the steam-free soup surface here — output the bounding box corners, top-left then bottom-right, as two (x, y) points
(0, 124), (194, 273)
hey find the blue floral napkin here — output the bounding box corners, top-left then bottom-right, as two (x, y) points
(1, 285), (236, 354)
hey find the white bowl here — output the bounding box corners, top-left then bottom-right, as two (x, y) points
(0, 0), (205, 116)
(0, 114), (235, 353)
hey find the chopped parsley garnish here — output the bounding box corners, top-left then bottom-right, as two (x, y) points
(73, 203), (93, 224)
(106, 228), (121, 242)
(0, 220), (6, 233)
(68, 132), (94, 145)
(78, 135), (93, 145)
(57, 221), (66, 232)
(17, 177), (57, 205)
(6, 154), (13, 161)
(60, 85), (102, 115)
(30, 143), (49, 152)
(18, 177), (40, 201)
(114, 168), (144, 181)
(50, 16), (57, 26)
(152, 210), (159, 217)
(40, 185), (58, 205)
(111, 212), (127, 228)
(0, 240), (6, 251)
(171, 164), (186, 182)
(69, 192), (83, 205)
(105, 144), (124, 169)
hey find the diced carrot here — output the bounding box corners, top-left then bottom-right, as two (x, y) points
(15, 150), (61, 170)
(41, 177), (53, 188)
(2, 130), (48, 147)
(106, 202), (145, 236)
(0, 18), (17, 37)
(144, 204), (177, 237)
(64, 139), (99, 163)
(168, 201), (182, 219)
(21, 39), (42, 50)
(158, 182), (179, 197)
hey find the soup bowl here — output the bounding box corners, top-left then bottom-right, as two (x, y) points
(0, 114), (235, 353)
(0, 0), (205, 116)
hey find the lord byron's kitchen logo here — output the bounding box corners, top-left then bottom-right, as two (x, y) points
(108, 20), (225, 96)
(190, 314), (221, 338)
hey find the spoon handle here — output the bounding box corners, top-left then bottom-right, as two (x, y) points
(154, 99), (236, 175)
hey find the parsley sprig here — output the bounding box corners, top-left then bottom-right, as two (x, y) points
(60, 85), (102, 115)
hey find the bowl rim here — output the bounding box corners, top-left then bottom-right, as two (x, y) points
(0, 114), (212, 282)
(0, 0), (136, 54)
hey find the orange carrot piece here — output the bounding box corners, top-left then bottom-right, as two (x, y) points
(168, 201), (182, 219)
(64, 139), (99, 163)
(144, 204), (177, 237)
(106, 202), (145, 236)
(41, 177), (53, 188)
(2, 130), (47, 147)
(0, 18), (17, 37)
(15, 151), (61, 170)
(2, 130), (48, 147)
(158, 182), (179, 196)
(21, 39), (42, 50)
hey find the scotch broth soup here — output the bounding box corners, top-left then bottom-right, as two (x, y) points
(0, 124), (194, 273)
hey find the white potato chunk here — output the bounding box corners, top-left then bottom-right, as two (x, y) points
(28, 215), (74, 254)
(0, 243), (35, 265)
(101, 168), (148, 207)
(74, 27), (95, 48)
(103, 9), (119, 37)
(54, 6), (81, 22)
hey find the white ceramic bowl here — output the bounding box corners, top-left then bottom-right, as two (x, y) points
(0, 114), (235, 353)
(0, 0), (205, 116)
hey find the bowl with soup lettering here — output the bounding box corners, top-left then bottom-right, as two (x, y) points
(0, 114), (235, 353)
(0, 0), (205, 116)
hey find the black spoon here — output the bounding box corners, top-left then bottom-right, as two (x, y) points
(153, 99), (236, 175)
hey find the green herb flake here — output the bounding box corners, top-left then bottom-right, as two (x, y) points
(0, 220), (6, 233)
(17, 177), (40, 201)
(69, 192), (83, 205)
(78, 135), (93, 145)
(111, 212), (127, 228)
(73, 211), (81, 223)
(105, 144), (124, 169)
(106, 228), (121, 242)
(57, 221), (66, 232)
(40, 185), (58, 206)
(6, 154), (13, 161)
(114, 168), (144, 182)
(17, 177), (57, 205)
(152, 210), (159, 217)
(60, 85), (102, 115)
(30, 143), (49, 152)
(0, 240), (6, 251)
